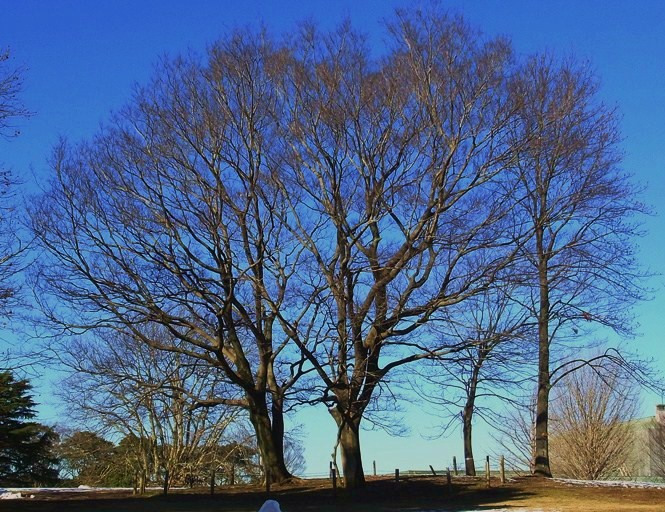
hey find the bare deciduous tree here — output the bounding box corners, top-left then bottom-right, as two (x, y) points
(509, 55), (647, 477)
(58, 327), (242, 491)
(491, 395), (538, 474)
(30, 33), (313, 483)
(549, 364), (638, 480)
(414, 287), (533, 476)
(271, 11), (523, 488)
(30, 12), (525, 489)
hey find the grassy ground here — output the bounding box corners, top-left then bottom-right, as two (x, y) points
(2, 475), (665, 512)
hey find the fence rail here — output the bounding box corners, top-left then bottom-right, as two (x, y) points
(298, 455), (665, 485)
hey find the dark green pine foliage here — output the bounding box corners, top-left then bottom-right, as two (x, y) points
(0, 370), (59, 486)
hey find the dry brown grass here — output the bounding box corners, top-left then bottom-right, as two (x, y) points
(2, 475), (664, 512)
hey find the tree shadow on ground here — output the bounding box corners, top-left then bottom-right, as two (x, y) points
(0, 476), (535, 512)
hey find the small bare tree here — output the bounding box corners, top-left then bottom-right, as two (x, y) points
(414, 287), (534, 476)
(549, 364), (638, 480)
(58, 327), (242, 491)
(491, 395), (538, 474)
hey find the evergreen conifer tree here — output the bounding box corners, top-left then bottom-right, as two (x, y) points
(0, 370), (59, 486)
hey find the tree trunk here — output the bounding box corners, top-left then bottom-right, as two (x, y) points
(534, 225), (552, 477)
(162, 468), (169, 495)
(462, 404), (476, 476)
(534, 341), (552, 477)
(270, 393), (287, 475)
(331, 409), (365, 490)
(463, 362), (482, 477)
(247, 391), (292, 483)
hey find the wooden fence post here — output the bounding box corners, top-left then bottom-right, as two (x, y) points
(332, 468), (337, 495)
(500, 455), (506, 484)
(446, 467), (451, 488)
(429, 465), (437, 476)
(395, 468), (400, 486)
(485, 456), (490, 487)
(373, 460), (377, 476)
(453, 456), (458, 476)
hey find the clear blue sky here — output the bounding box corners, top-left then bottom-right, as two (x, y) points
(1, 0), (664, 476)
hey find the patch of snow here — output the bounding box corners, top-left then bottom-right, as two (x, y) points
(0, 492), (24, 500)
(417, 509), (556, 512)
(1, 486), (164, 493)
(554, 478), (665, 489)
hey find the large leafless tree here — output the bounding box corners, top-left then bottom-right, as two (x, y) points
(30, 33), (315, 483)
(508, 56), (647, 477)
(269, 12), (524, 488)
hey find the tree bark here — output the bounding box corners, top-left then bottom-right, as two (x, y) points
(462, 401), (476, 476)
(462, 360), (483, 477)
(330, 407), (365, 489)
(338, 419), (365, 489)
(270, 393), (286, 476)
(247, 392), (292, 484)
(534, 225), (552, 477)
(534, 349), (551, 477)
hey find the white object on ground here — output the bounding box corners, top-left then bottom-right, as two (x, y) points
(418, 510), (554, 512)
(258, 499), (282, 512)
(554, 478), (665, 489)
(0, 492), (23, 500)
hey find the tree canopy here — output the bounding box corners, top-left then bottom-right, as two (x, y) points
(28, 7), (647, 488)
